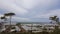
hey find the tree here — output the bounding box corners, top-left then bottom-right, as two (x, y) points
(0, 16), (7, 24)
(4, 12), (15, 26)
(0, 16), (7, 32)
(16, 23), (21, 26)
(49, 16), (59, 24)
(49, 16), (60, 34)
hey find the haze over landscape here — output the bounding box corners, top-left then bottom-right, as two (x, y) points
(0, 0), (60, 23)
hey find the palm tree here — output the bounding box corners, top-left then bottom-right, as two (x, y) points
(4, 12), (15, 26)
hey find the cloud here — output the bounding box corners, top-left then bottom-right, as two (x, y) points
(0, 14), (3, 17)
(35, 9), (60, 18)
(0, 0), (28, 16)
(17, 0), (59, 18)
(21, 0), (59, 9)
(0, 0), (60, 22)
(11, 16), (31, 22)
(0, 0), (59, 16)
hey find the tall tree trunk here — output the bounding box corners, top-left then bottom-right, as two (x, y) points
(10, 16), (12, 26)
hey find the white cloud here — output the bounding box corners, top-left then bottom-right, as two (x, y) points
(0, 0), (59, 16)
(12, 16), (31, 22)
(0, 0), (28, 15)
(35, 9), (60, 18)
(0, 14), (3, 17)
(0, 0), (60, 22)
(20, 0), (58, 9)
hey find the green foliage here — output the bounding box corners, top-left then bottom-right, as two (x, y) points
(4, 13), (15, 16)
(16, 23), (21, 26)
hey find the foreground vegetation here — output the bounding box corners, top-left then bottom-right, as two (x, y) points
(0, 31), (60, 34)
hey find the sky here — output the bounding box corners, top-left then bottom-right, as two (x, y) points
(0, 0), (60, 22)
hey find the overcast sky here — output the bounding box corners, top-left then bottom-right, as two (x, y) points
(0, 0), (60, 22)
